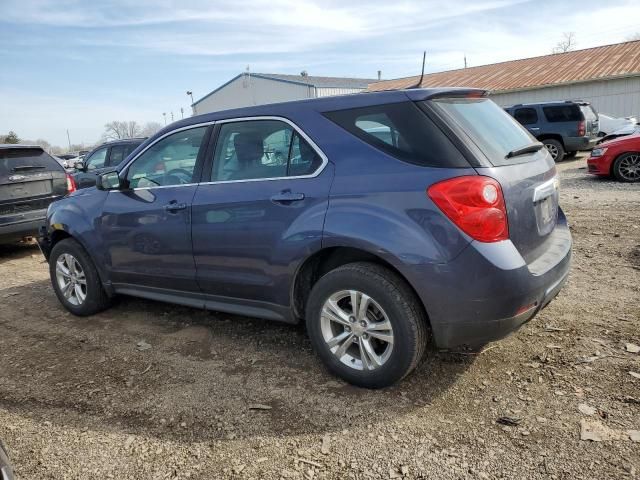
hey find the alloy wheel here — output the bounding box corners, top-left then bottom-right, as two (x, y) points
(618, 153), (640, 181)
(544, 143), (559, 160)
(320, 290), (394, 371)
(55, 253), (87, 306)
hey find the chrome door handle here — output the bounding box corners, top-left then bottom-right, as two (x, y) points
(164, 202), (187, 212)
(271, 192), (305, 204)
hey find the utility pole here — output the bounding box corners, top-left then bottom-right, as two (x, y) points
(464, 54), (468, 68)
(186, 91), (195, 115)
(66, 129), (71, 151)
(162, 112), (167, 125)
(180, 107), (184, 119)
(171, 111), (174, 122)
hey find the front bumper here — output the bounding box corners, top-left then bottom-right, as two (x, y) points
(587, 154), (613, 176)
(411, 210), (572, 349)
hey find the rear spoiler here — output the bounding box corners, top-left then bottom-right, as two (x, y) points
(404, 88), (488, 102)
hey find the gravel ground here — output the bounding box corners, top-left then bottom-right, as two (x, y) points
(0, 154), (638, 480)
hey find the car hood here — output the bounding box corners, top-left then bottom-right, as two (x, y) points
(598, 133), (640, 148)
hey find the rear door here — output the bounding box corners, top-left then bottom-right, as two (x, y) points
(513, 107), (541, 137)
(428, 97), (562, 265)
(191, 118), (332, 308)
(0, 147), (67, 226)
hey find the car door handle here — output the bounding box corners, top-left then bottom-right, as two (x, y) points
(270, 192), (305, 204)
(529, 127), (540, 131)
(164, 202), (187, 212)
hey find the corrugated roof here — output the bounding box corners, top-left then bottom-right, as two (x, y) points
(254, 73), (377, 88)
(368, 40), (640, 93)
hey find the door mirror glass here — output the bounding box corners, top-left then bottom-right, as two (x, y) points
(97, 171), (122, 190)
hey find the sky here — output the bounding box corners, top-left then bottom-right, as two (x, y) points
(1, 0), (639, 148)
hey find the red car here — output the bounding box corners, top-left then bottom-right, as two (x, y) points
(588, 133), (640, 182)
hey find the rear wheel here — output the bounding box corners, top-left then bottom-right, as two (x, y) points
(612, 152), (640, 182)
(306, 262), (429, 388)
(543, 139), (565, 162)
(49, 238), (111, 316)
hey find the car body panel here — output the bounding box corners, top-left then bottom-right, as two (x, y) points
(588, 133), (640, 176)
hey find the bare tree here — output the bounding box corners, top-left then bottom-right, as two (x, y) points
(140, 122), (163, 137)
(553, 32), (576, 53)
(103, 121), (142, 140)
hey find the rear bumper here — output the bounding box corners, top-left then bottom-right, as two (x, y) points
(0, 209), (47, 243)
(564, 136), (598, 152)
(411, 209), (572, 349)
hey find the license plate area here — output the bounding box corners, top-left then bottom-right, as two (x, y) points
(533, 177), (559, 235)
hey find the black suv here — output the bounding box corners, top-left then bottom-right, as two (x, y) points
(72, 138), (145, 189)
(505, 101), (599, 161)
(0, 144), (71, 244)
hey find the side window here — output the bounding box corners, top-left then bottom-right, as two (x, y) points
(514, 108), (538, 125)
(211, 120), (322, 181)
(543, 105), (582, 123)
(324, 102), (468, 168)
(107, 145), (127, 166)
(126, 127), (207, 188)
(85, 147), (107, 170)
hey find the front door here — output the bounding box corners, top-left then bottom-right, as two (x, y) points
(191, 118), (332, 308)
(99, 125), (210, 292)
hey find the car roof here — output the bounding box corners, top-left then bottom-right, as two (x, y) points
(166, 88), (485, 130)
(0, 144), (43, 150)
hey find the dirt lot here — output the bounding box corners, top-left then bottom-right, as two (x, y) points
(0, 154), (638, 480)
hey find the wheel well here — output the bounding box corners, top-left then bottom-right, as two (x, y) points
(50, 230), (72, 249)
(537, 134), (564, 147)
(291, 247), (428, 322)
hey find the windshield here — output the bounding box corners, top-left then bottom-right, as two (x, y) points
(428, 97), (536, 165)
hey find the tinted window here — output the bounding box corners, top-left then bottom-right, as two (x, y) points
(0, 148), (62, 175)
(324, 102), (467, 167)
(126, 127), (207, 188)
(543, 105), (582, 122)
(514, 108), (538, 125)
(108, 145), (128, 166)
(431, 97), (535, 165)
(580, 105), (598, 121)
(211, 120), (322, 181)
(86, 147), (107, 170)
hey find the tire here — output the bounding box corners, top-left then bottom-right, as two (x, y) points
(564, 151), (577, 159)
(49, 238), (111, 316)
(542, 139), (565, 162)
(612, 152), (640, 183)
(305, 262), (429, 388)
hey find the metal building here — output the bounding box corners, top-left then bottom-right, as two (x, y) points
(369, 40), (640, 120)
(192, 72), (377, 115)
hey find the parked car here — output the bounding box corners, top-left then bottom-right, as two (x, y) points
(596, 124), (640, 145)
(72, 138), (145, 189)
(505, 100), (599, 162)
(597, 113), (638, 136)
(0, 440), (14, 480)
(588, 133), (640, 182)
(1, 144), (75, 244)
(38, 89), (571, 388)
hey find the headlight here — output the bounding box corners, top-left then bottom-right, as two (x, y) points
(591, 147), (607, 157)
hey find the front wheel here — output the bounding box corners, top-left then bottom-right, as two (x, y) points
(49, 238), (111, 316)
(543, 139), (565, 162)
(612, 152), (640, 182)
(306, 262), (429, 388)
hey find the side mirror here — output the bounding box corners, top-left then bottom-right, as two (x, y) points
(74, 161), (86, 171)
(97, 171), (122, 191)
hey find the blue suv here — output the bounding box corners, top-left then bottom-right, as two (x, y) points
(39, 89), (572, 388)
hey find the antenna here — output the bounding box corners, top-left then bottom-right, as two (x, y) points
(411, 51), (426, 88)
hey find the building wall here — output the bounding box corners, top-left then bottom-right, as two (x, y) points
(194, 75), (314, 115)
(491, 77), (640, 119)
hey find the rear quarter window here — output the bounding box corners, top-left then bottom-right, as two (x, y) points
(323, 102), (468, 168)
(543, 105), (583, 122)
(0, 148), (63, 176)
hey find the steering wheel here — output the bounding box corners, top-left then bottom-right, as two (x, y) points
(165, 168), (192, 184)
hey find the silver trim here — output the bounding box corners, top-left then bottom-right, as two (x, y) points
(117, 116), (328, 192)
(532, 176), (558, 202)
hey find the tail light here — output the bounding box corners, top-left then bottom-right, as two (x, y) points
(427, 176), (509, 242)
(65, 173), (77, 194)
(577, 120), (586, 136)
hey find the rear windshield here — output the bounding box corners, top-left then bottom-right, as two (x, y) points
(0, 148), (63, 176)
(580, 104), (598, 121)
(429, 97), (536, 165)
(323, 102), (468, 168)
(543, 104), (583, 123)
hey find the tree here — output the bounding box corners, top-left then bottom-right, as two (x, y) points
(103, 121), (142, 141)
(553, 32), (576, 53)
(140, 122), (163, 137)
(3, 131), (20, 144)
